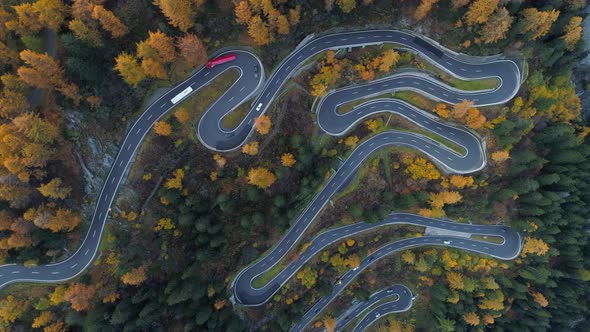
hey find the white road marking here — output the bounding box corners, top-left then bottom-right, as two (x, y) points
(84, 249), (90, 256)
(240, 86), (245, 92)
(31, 271), (39, 274)
(11, 271), (19, 274)
(147, 114), (154, 120)
(127, 144), (132, 151)
(70, 263), (78, 269)
(51, 271), (59, 275)
(92, 230), (97, 238)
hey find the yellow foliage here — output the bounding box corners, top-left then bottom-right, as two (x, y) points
(521, 237), (549, 257)
(323, 317), (336, 332)
(463, 312), (480, 326)
(344, 135), (359, 148)
(402, 251), (415, 264)
(449, 175), (474, 189)
(32, 311), (54, 328)
(242, 141), (259, 155)
(247, 167), (276, 189)
(154, 217), (174, 231)
(405, 157), (441, 181)
(175, 107), (190, 124)
(165, 169), (184, 190)
(433, 103), (449, 118)
(281, 153), (296, 167)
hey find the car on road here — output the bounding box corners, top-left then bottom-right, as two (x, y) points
(224, 132), (235, 137)
(376, 313), (381, 318)
(443, 240), (451, 245)
(314, 308), (320, 313)
(256, 103), (263, 111)
(254, 65), (259, 78)
(352, 266), (359, 271)
(387, 289), (394, 294)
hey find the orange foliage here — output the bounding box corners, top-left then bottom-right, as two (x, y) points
(242, 141), (259, 155)
(175, 107), (190, 124)
(254, 115), (272, 135)
(32, 311), (54, 328)
(531, 291), (549, 307)
(414, 0), (439, 21)
(480, 7), (513, 44)
(281, 153), (296, 167)
(64, 283), (97, 312)
(121, 265), (148, 285)
(248, 16), (273, 46)
(449, 175), (474, 189)
(521, 8), (560, 40)
(91, 5), (128, 37)
(235, 1), (252, 24)
(247, 167), (276, 189)
(177, 33), (207, 67)
(433, 103), (450, 118)
(562, 16), (583, 50)
(491, 150), (510, 163)
(323, 317), (336, 332)
(154, 121), (172, 136)
(153, 0), (204, 32)
(464, 0), (499, 26)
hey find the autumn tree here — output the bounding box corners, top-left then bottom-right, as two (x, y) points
(404, 157), (441, 181)
(562, 16), (583, 50)
(24, 205), (81, 232)
(447, 271), (464, 290)
(378, 49), (401, 72)
(235, 1), (252, 24)
(464, 0), (499, 26)
(0, 295), (29, 323)
(248, 16), (273, 46)
(68, 18), (102, 47)
(344, 135), (359, 148)
(323, 316), (336, 332)
(7, 0), (67, 34)
(414, 0), (439, 21)
(296, 266), (318, 289)
(177, 33), (207, 67)
(520, 8), (560, 40)
(92, 5), (128, 37)
(449, 175), (474, 189)
(121, 265), (148, 285)
(153, 0), (204, 32)
(465, 107), (487, 129)
(38, 178), (71, 200)
(141, 58), (168, 80)
(32, 311), (54, 328)
(463, 312), (480, 326)
(254, 115), (271, 135)
(64, 283), (96, 312)
(433, 103), (450, 118)
(154, 121), (172, 136)
(165, 169), (184, 190)
(281, 153), (296, 167)
(530, 291), (549, 307)
(138, 30), (176, 64)
(18, 50), (80, 104)
(247, 167), (276, 189)
(242, 141), (259, 155)
(480, 7), (513, 44)
(337, 0), (357, 13)
(175, 107), (190, 124)
(491, 150), (510, 163)
(521, 237), (549, 257)
(114, 53), (145, 86)
(453, 99), (474, 119)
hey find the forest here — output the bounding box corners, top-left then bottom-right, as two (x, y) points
(0, 0), (588, 331)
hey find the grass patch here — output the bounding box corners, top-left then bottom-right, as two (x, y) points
(394, 90), (437, 111)
(400, 126), (464, 154)
(444, 76), (499, 91)
(337, 92), (394, 114)
(470, 234), (504, 244)
(222, 102), (251, 129)
(252, 261), (286, 288)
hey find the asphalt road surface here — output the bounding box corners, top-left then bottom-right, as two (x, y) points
(0, 29), (522, 331)
(331, 285), (414, 332)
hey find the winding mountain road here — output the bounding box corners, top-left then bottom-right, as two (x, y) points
(0, 29), (523, 331)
